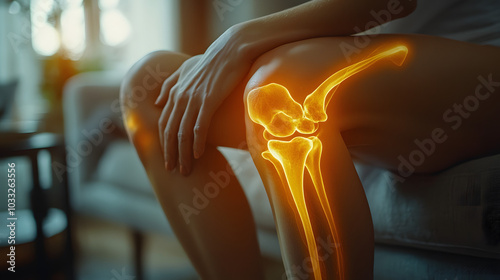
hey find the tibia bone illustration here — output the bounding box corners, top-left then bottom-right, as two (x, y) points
(247, 44), (409, 280)
(263, 137), (320, 277)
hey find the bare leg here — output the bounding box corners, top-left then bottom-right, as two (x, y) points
(244, 49), (374, 280)
(120, 51), (265, 280)
(247, 35), (500, 173)
(121, 34), (500, 280)
(244, 34), (500, 279)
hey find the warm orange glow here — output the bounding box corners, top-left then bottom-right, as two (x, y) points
(263, 137), (320, 276)
(125, 111), (139, 134)
(247, 83), (317, 138)
(247, 44), (409, 279)
(124, 110), (153, 154)
(303, 45), (408, 122)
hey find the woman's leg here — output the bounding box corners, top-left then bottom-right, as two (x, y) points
(244, 46), (375, 280)
(120, 51), (265, 280)
(245, 117), (371, 280)
(244, 34), (500, 279)
(121, 34), (500, 280)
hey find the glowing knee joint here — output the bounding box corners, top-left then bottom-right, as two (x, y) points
(247, 44), (409, 280)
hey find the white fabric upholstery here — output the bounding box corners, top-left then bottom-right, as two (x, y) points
(95, 140), (152, 194)
(379, 0), (500, 46)
(63, 71), (125, 210)
(356, 154), (500, 259)
(218, 147), (276, 231)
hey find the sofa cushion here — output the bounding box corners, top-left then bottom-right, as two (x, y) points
(78, 181), (172, 234)
(220, 147), (500, 259)
(95, 140), (153, 195)
(218, 147), (276, 231)
(373, 244), (500, 280)
(357, 153), (500, 259)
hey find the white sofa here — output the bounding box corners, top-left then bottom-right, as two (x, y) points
(64, 71), (500, 279)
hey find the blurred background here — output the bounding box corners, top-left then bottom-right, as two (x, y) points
(0, 0), (305, 279)
(3, 1), (499, 280)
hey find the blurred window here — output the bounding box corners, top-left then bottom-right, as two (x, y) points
(30, 0), (60, 56)
(30, 0), (133, 60)
(29, 0), (177, 68)
(99, 0), (130, 47)
(60, 0), (86, 59)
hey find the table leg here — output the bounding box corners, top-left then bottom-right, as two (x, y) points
(29, 150), (50, 279)
(56, 144), (76, 280)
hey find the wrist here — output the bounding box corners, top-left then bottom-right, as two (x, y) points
(229, 20), (273, 62)
(233, 17), (316, 62)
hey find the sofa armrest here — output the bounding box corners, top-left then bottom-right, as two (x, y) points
(63, 71), (125, 209)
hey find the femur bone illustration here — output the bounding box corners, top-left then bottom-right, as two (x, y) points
(247, 44), (409, 280)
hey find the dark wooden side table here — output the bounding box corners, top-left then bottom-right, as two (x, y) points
(0, 132), (74, 280)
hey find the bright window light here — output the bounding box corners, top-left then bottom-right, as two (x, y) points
(32, 0), (54, 15)
(31, 0), (60, 56)
(100, 9), (131, 46)
(99, 0), (119, 10)
(32, 23), (60, 56)
(66, 0), (83, 6)
(61, 5), (86, 59)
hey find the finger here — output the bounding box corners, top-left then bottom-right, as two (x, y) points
(155, 70), (179, 106)
(164, 97), (187, 171)
(193, 104), (213, 159)
(177, 100), (199, 176)
(158, 86), (177, 155)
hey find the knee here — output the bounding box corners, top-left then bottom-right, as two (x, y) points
(243, 41), (331, 157)
(120, 51), (173, 113)
(120, 51), (182, 154)
(243, 36), (411, 145)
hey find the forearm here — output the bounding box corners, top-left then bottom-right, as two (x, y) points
(238, 0), (417, 58)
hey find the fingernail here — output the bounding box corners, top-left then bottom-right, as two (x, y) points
(165, 161), (169, 170)
(194, 150), (200, 159)
(180, 165), (186, 175)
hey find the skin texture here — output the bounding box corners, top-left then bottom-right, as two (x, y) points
(154, 0), (417, 176)
(122, 51), (264, 280)
(121, 35), (500, 279)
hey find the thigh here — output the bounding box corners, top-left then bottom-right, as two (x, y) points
(245, 34), (500, 173)
(121, 50), (248, 153)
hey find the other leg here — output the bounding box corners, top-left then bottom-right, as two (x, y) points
(120, 51), (264, 280)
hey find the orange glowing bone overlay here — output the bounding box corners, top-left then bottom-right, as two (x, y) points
(247, 44), (408, 279)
